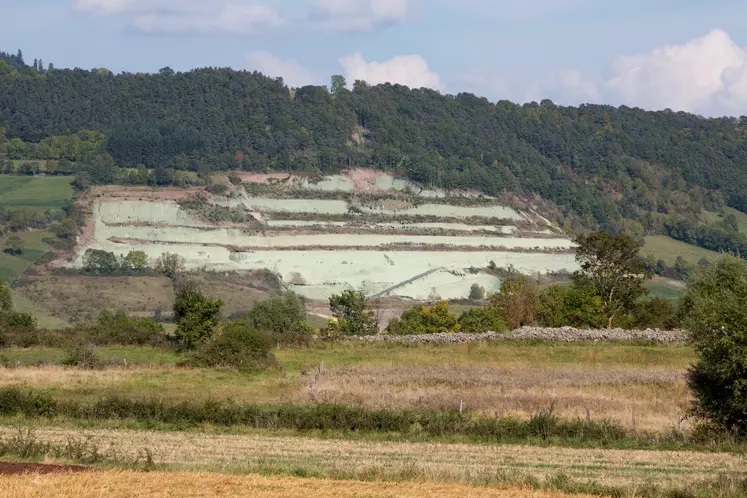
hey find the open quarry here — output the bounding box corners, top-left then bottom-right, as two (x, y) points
(76, 171), (577, 300)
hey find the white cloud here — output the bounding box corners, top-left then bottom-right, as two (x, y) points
(72, 0), (193, 13)
(339, 52), (442, 90)
(247, 51), (323, 87)
(435, 0), (593, 21)
(132, 4), (283, 35)
(603, 29), (747, 114)
(312, 0), (410, 32)
(72, 0), (412, 34)
(463, 29), (747, 116)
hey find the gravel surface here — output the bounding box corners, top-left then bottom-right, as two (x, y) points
(338, 326), (688, 344)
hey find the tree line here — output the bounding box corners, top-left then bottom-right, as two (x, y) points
(3, 51), (747, 234)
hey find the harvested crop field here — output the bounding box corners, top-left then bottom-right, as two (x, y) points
(0, 428), (743, 489)
(0, 470), (596, 498)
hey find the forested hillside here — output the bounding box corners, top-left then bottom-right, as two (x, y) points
(2, 53), (747, 243)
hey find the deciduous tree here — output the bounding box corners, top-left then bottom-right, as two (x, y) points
(173, 281), (224, 349)
(573, 232), (652, 328)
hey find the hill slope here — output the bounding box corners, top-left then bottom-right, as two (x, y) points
(2, 54), (747, 241)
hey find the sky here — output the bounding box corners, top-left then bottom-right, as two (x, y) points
(3, 0), (747, 116)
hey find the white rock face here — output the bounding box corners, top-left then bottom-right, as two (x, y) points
(78, 175), (575, 301)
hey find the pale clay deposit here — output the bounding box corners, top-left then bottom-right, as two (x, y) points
(77, 173), (576, 300)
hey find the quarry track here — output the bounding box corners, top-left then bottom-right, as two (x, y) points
(107, 237), (575, 253)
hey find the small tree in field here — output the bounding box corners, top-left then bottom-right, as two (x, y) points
(153, 252), (186, 278)
(468, 283), (486, 300)
(573, 232), (651, 328)
(329, 290), (377, 336)
(173, 282), (223, 349)
(123, 250), (149, 271)
(490, 275), (537, 329)
(680, 255), (747, 434)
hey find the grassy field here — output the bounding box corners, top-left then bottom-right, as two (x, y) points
(0, 176), (73, 215)
(1, 427), (744, 491)
(641, 235), (721, 266)
(644, 277), (685, 301)
(0, 231), (56, 282)
(0, 470), (597, 498)
(703, 207), (747, 233)
(0, 341), (695, 432)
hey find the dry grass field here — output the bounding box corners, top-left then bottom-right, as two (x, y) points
(0, 427), (743, 489)
(14, 271), (279, 324)
(0, 342), (695, 432)
(15, 275), (175, 323)
(0, 470), (597, 498)
(301, 365), (690, 431)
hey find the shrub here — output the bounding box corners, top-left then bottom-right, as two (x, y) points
(490, 276), (537, 329)
(634, 297), (679, 330)
(0, 311), (36, 329)
(189, 319), (276, 372)
(86, 311), (165, 346)
(535, 284), (605, 328)
(173, 282), (223, 349)
(458, 307), (507, 333)
(62, 346), (105, 370)
(245, 293), (311, 345)
(680, 255), (747, 434)
(328, 290), (378, 336)
(387, 301), (460, 335)
(82, 249), (120, 274)
(0, 278), (11, 312)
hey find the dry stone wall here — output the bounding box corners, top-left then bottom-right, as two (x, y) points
(341, 326), (688, 344)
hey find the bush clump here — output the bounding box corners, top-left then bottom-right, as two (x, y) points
(387, 301), (460, 335)
(85, 311), (165, 346)
(457, 307), (507, 333)
(62, 346), (106, 370)
(188, 319), (276, 372)
(245, 293), (311, 345)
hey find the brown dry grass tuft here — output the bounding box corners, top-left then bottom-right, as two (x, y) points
(0, 470), (595, 497)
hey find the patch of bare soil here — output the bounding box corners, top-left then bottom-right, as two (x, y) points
(0, 462), (93, 475)
(94, 186), (204, 201)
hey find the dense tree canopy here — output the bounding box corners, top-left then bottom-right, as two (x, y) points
(3, 50), (747, 232)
